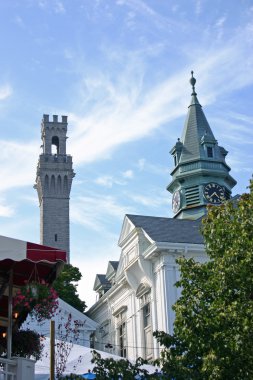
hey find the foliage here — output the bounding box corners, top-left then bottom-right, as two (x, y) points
(53, 264), (87, 312)
(55, 313), (80, 378)
(13, 280), (58, 322)
(0, 329), (43, 360)
(154, 178), (253, 379)
(91, 350), (162, 379)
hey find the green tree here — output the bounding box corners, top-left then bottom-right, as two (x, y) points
(53, 264), (86, 312)
(154, 179), (253, 380)
(91, 351), (160, 379)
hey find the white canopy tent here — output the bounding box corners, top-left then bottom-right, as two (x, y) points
(35, 338), (158, 379)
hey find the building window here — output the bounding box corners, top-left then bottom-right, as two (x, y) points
(207, 146), (213, 158)
(116, 309), (127, 358)
(90, 333), (95, 349)
(119, 321), (127, 357)
(54, 234), (58, 242)
(140, 292), (152, 360)
(174, 155), (177, 166)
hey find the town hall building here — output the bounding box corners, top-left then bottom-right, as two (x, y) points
(86, 72), (237, 361)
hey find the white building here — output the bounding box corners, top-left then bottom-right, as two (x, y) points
(86, 73), (237, 361)
(23, 298), (98, 347)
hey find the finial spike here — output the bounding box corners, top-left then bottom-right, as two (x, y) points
(190, 70), (197, 95)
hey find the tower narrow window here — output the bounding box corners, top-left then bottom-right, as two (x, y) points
(55, 234), (58, 242)
(174, 155), (177, 166)
(207, 146), (213, 158)
(52, 136), (59, 155)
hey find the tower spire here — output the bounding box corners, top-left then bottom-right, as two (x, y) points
(167, 71), (236, 220)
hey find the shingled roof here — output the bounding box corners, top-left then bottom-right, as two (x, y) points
(179, 86), (224, 165)
(126, 214), (204, 245)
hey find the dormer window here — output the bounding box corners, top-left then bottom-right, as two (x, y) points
(207, 146), (213, 158)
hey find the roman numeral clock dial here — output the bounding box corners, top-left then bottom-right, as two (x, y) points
(172, 190), (181, 213)
(203, 183), (226, 204)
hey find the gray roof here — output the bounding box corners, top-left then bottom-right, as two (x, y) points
(126, 214), (204, 244)
(108, 261), (119, 270)
(96, 274), (111, 286)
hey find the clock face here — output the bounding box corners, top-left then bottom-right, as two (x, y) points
(172, 190), (181, 213)
(203, 183), (226, 204)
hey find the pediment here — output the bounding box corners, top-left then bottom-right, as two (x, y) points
(118, 215), (136, 247)
(93, 274), (110, 291)
(106, 261), (119, 282)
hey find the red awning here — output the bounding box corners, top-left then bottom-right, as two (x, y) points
(0, 235), (67, 323)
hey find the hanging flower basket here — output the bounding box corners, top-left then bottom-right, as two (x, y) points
(13, 280), (59, 322)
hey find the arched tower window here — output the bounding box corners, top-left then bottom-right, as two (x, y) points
(45, 175), (49, 194)
(52, 136), (59, 155)
(50, 175), (56, 194)
(57, 175), (62, 194)
(63, 175), (68, 194)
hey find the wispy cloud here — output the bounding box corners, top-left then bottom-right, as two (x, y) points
(94, 175), (125, 188)
(0, 84), (12, 100)
(71, 194), (134, 232)
(0, 140), (38, 192)
(122, 169), (134, 179)
(195, 0), (202, 15)
(137, 158), (169, 176)
(67, 19), (253, 168)
(127, 192), (170, 208)
(54, 0), (65, 14)
(0, 199), (14, 217)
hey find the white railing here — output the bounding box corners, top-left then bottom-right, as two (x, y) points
(0, 357), (17, 380)
(0, 357), (35, 380)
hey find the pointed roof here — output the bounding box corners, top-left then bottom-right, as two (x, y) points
(179, 71), (224, 164)
(93, 274), (111, 291)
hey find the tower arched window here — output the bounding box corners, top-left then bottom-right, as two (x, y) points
(45, 175), (49, 194)
(52, 136), (59, 155)
(57, 175), (62, 194)
(63, 175), (68, 193)
(50, 175), (56, 194)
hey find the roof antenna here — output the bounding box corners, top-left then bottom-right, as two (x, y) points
(190, 70), (197, 95)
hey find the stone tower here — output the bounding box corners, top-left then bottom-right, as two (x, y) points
(34, 114), (75, 262)
(167, 72), (236, 220)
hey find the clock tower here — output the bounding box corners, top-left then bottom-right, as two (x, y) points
(167, 72), (236, 220)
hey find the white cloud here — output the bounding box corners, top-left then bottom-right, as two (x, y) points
(0, 84), (12, 100)
(0, 199), (14, 217)
(95, 175), (126, 187)
(67, 19), (253, 168)
(128, 193), (170, 208)
(137, 158), (169, 176)
(122, 169), (134, 179)
(195, 0), (202, 15)
(14, 15), (25, 28)
(0, 140), (38, 192)
(95, 175), (115, 188)
(71, 194), (134, 232)
(54, 0), (65, 14)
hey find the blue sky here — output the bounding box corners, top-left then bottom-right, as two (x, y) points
(0, 0), (253, 307)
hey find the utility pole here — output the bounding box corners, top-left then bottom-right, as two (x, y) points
(50, 320), (55, 380)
